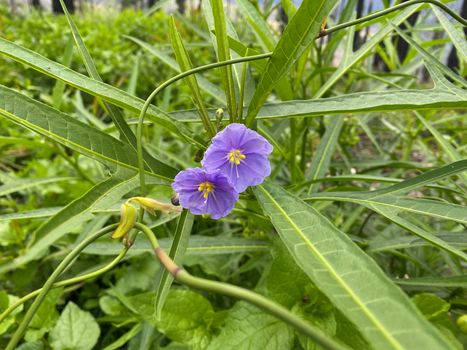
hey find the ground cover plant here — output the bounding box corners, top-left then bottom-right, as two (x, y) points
(0, 0), (466, 349)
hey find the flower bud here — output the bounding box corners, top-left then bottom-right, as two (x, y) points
(112, 202), (137, 239)
(458, 315), (467, 333)
(130, 197), (181, 216)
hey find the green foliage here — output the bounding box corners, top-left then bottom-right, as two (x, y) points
(49, 302), (100, 350)
(0, 1), (466, 349)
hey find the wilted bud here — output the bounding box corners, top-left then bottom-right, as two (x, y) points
(112, 202), (137, 239)
(193, 149), (204, 163)
(130, 197), (181, 216)
(171, 194), (180, 206)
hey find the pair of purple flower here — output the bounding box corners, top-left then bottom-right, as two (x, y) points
(172, 123), (273, 219)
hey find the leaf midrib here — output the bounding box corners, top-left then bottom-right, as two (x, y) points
(257, 185), (404, 350)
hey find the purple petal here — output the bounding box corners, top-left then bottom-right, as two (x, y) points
(200, 124), (273, 192)
(172, 168), (238, 219)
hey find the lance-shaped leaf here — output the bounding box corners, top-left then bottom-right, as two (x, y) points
(171, 84), (467, 122)
(0, 37), (201, 147)
(0, 85), (177, 179)
(245, 0), (338, 124)
(254, 182), (451, 349)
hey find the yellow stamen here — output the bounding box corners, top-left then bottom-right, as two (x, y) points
(228, 149), (246, 165)
(198, 181), (214, 199)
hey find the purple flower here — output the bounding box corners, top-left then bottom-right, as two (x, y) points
(172, 168), (239, 219)
(202, 123), (273, 192)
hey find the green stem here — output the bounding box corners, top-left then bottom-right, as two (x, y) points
(319, 0), (467, 38)
(136, 53), (272, 195)
(134, 223), (348, 350)
(0, 245), (128, 325)
(5, 224), (117, 350)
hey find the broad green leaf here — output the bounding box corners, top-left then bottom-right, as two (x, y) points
(125, 35), (225, 104)
(432, 6), (467, 62)
(154, 210), (194, 318)
(207, 302), (294, 350)
(246, 0), (338, 124)
(49, 302), (100, 350)
(306, 117), (344, 193)
(169, 17), (216, 137)
(0, 177), (76, 197)
(254, 182), (452, 349)
(83, 235), (269, 256)
(126, 289), (214, 349)
(0, 85), (177, 179)
(209, 0), (237, 121)
(0, 38), (201, 147)
(171, 85), (467, 122)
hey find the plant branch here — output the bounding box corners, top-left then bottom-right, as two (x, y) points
(0, 245), (128, 325)
(134, 223), (348, 350)
(136, 53), (272, 195)
(5, 224), (118, 350)
(318, 0), (467, 38)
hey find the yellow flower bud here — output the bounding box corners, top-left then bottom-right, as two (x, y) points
(111, 202), (137, 239)
(130, 197), (181, 216)
(458, 315), (467, 333)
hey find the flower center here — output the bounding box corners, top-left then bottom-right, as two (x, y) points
(198, 181), (214, 199)
(227, 149), (246, 165)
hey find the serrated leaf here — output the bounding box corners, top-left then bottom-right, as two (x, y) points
(49, 302), (100, 350)
(207, 302), (294, 350)
(246, 0), (338, 124)
(254, 182), (452, 349)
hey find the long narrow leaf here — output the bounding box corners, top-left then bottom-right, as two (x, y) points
(0, 38), (200, 147)
(0, 85), (177, 179)
(171, 85), (467, 122)
(246, 0), (338, 124)
(254, 182), (451, 349)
